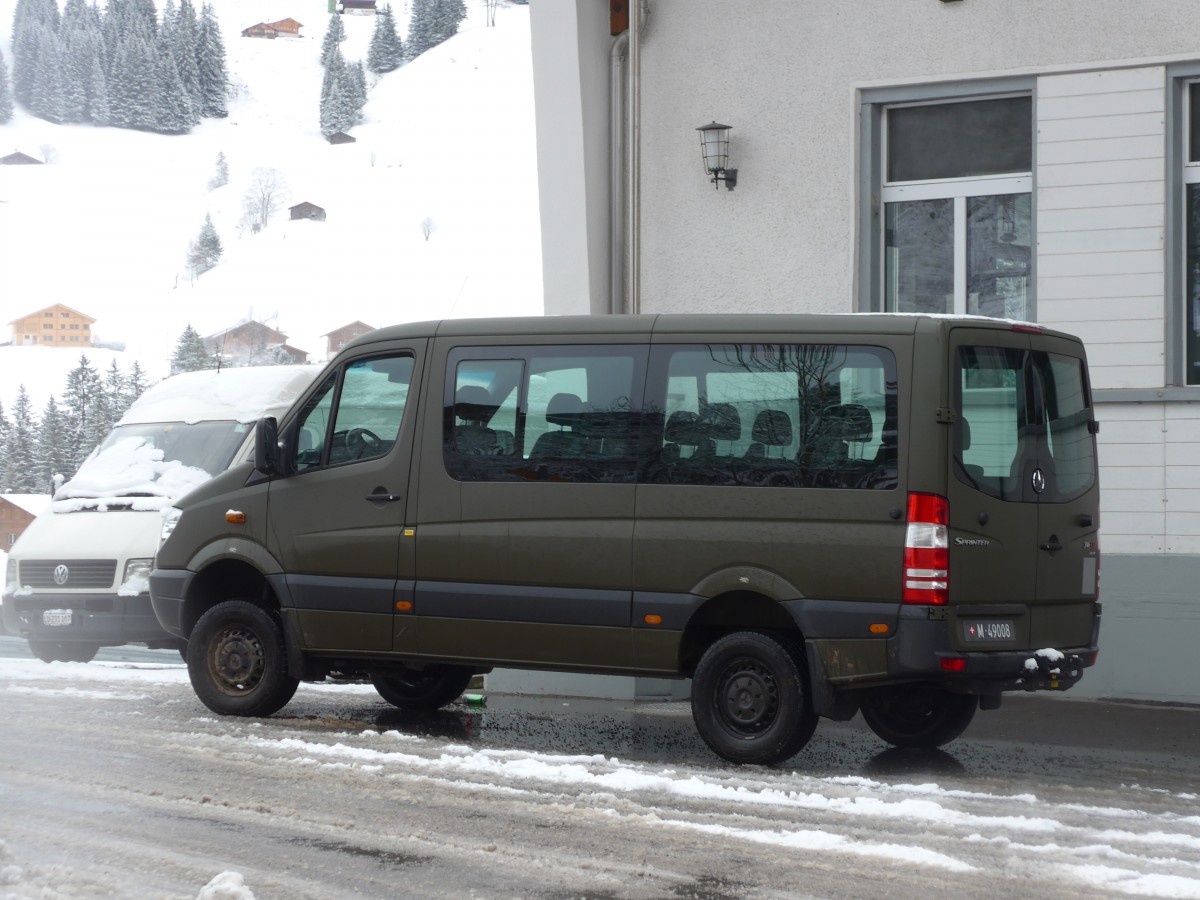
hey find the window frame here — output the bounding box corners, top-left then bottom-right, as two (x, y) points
(859, 78), (1037, 318)
(1172, 68), (1200, 388)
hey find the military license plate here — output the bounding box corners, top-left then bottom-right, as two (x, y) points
(962, 619), (1013, 642)
(42, 609), (73, 626)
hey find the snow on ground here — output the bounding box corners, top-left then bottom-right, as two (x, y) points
(1, 656), (1199, 898)
(0, 0), (543, 415)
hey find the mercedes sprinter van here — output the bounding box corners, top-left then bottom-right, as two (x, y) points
(4, 366), (318, 663)
(150, 315), (1101, 764)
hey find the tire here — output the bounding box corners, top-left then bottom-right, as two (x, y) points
(28, 640), (99, 664)
(859, 684), (978, 749)
(371, 665), (474, 710)
(187, 601), (298, 717)
(691, 631), (819, 766)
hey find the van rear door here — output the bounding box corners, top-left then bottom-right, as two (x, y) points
(946, 328), (1099, 652)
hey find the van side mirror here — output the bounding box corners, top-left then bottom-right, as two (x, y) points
(255, 417), (279, 475)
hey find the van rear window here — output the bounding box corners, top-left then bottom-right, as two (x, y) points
(955, 346), (1095, 502)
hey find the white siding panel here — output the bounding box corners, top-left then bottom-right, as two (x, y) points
(1103, 466), (1165, 490)
(1037, 250), (1162, 278)
(1038, 90), (1164, 121)
(1101, 512), (1165, 543)
(1165, 536), (1200, 554)
(1044, 296), (1162, 322)
(1038, 158), (1164, 189)
(1037, 113), (1164, 144)
(1037, 228), (1162, 256)
(1095, 419), (1167, 444)
(1037, 67), (1164, 99)
(1166, 443), (1200, 466)
(1038, 181), (1163, 210)
(1165, 419), (1200, 442)
(1087, 362), (1165, 390)
(1105, 533), (1165, 554)
(1166, 488), (1200, 512)
(1060, 319), (1163, 345)
(1038, 204), (1162, 233)
(1038, 273), (1163, 300)
(1099, 443), (1162, 468)
(1166, 467), (1200, 489)
(1106, 488), (1168, 513)
(1037, 135), (1165, 166)
(1166, 512), (1200, 535)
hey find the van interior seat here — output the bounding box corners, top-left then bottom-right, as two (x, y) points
(698, 402), (740, 460)
(960, 416), (986, 483)
(745, 409), (792, 462)
(530, 392), (586, 458)
(662, 410), (703, 464)
(453, 385), (503, 456)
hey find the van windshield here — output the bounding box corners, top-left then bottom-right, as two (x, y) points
(55, 421), (253, 506)
(955, 346), (1096, 502)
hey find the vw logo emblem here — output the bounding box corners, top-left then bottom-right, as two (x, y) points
(1031, 468), (1046, 495)
(53, 564), (69, 585)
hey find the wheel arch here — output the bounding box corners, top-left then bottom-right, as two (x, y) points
(180, 557), (279, 639)
(678, 590), (801, 678)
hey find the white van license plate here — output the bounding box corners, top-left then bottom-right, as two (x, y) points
(42, 609), (73, 626)
(962, 620), (1013, 642)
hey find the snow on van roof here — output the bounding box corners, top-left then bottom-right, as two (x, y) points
(120, 366), (320, 426)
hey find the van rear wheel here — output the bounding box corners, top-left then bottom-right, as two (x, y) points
(187, 601), (298, 717)
(371, 665), (474, 710)
(860, 684), (977, 749)
(691, 631), (818, 765)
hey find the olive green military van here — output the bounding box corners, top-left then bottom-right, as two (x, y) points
(149, 314), (1101, 765)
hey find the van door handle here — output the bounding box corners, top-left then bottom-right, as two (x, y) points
(1039, 539), (1063, 553)
(364, 492), (402, 503)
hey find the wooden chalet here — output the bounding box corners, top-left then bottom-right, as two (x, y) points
(0, 151), (43, 165)
(266, 18), (304, 35)
(2, 494), (52, 548)
(322, 321), (375, 356)
(289, 201), (326, 222)
(8, 303), (96, 347)
(204, 320), (308, 366)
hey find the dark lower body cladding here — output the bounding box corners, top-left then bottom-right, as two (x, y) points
(1, 591), (173, 646)
(147, 569), (192, 639)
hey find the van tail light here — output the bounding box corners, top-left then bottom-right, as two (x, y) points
(904, 492), (949, 605)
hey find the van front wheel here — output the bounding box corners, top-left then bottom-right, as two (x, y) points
(692, 631), (818, 765)
(187, 601), (298, 717)
(860, 684), (977, 749)
(371, 666), (474, 710)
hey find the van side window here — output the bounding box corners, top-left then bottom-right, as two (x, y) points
(645, 344), (898, 489)
(443, 346), (647, 483)
(292, 354), (413, 471)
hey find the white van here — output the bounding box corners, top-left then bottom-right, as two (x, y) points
(2, 366), (318, 662)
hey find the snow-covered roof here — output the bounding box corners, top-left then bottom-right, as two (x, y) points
(0, 493), (53, 517)
(119, 366), (320, 426)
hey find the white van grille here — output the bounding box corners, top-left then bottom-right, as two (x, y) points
(18, 560), (118, 590)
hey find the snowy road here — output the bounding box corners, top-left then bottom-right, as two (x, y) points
(0, 656), (1198, 899)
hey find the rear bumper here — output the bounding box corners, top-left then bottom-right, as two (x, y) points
(1, 591), (171, 645)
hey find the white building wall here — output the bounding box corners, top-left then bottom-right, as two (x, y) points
(526, 0), (1200, 703)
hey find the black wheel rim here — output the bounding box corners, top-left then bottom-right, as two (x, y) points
(715, 657), (778, 736)
(209, 625), (266, 696)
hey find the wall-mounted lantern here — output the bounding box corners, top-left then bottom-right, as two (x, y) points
(697, 121), (737, 191)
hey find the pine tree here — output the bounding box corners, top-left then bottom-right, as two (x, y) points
(189, 212), (222, 273)
(0, 49), (14, 123)
(154, 33), (197, 133)
(208, 150), (229, 190)
(171, 0), (202, 113)
(103, 358), (135, 422)
(61, 354), (103, 470)
(36, 396), (72, 494)
(87, 51), (110, 124)
(349, 60), (366, 123)
(171, 324), (218, 374)
(196, 3), (227, 118)
(429, 0), (467, 48)
(29, 25), (65, 122)
(3, 386), (41, 494)
(405, 0), (434, 60)
(367, 4), (403, 74)
(127, 361), (151, 402)
(319, 13), (346, 68)
(319, 51), (357, 137)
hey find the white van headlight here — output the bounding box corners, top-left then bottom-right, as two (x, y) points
(160, 507), (183, 548)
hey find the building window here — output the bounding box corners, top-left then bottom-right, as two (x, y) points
(1185, 81), (1200, 384)
(879, 94), (1033, 320)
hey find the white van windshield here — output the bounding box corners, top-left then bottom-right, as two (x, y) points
(55, 421), (253, 507)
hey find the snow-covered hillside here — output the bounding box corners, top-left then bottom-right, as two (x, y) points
(0, 0), (542, 414)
